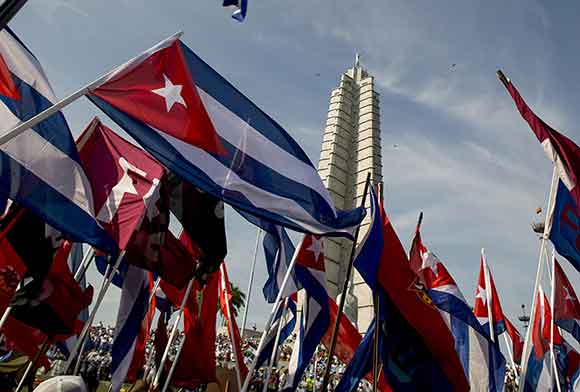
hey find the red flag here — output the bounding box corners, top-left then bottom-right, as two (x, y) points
(9, 240), (93, 337)
(553, 257), (580, 324)
(218, 262), (248, 384)
(78, 117), (166, 250)
(0, 230), (26, 315)
(377, 204), (469, 391)
(162, 272), (219, 388)
(90, 40), (225, 155)
(0, 53), (19, 100)
(504, 317), (524, 364)
(321, 297), (389, 390)
(2, 318), (50, 369)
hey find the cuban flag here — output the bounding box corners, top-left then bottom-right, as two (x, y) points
(553, 257), (580, 345)
(0, 28), (115, 254)
(110, 266), (153, 392)
(222, 0), (248, 22)
(410, 229), (506, 391)
(86, 34), (364, 239)
(254, 296), (297, 369)
(524, 287), (559, 391)
(282, 234), (330, 392)
(501, 74), (580, 273)
(473, 254), (508, 338)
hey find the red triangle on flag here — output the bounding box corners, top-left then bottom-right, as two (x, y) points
(0, 54), (19, 100)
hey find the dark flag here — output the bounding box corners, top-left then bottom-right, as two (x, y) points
(165, 173), (226, 279)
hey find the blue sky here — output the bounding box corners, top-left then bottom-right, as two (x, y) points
(9, 1), (580, 334)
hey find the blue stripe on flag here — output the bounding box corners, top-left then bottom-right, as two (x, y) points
(557, 319), (580, 346)
(180, 43), (310, 166)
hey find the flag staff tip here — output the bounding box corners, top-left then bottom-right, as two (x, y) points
(496, 70), (509, 87)
(417, 211), (423, 229)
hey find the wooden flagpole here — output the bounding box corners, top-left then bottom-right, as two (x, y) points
(320, 172), (372, 392)
(372, 183), (384, 392)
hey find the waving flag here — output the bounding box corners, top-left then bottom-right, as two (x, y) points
(346, 187), (466, 391)
(282, 234), (330, 392)
(86, 34), (364, 238)
(254, 297), (297, 370)
(505, 317), (525, 364)
(110, 267), (153, 392)
(219, 262), (248, 387)
(553, 257), (580, 345)
(0, 29), (115, 254)
(222, 0), (248, 22)
(524, 288), (559, 391)
(473, 255), (507, 337)
(410, 229), (505, 391)
(501, 73), (580, 272)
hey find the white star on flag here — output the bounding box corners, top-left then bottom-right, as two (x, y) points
(421, 252), (439, 276)
(476, 286), (487, 305)
(152, 74), (186, 112)
(307, 237), (323, 262)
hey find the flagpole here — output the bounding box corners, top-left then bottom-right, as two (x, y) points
(501, 333), (518, 379)
(220, 263), (244, 391)
(241, 228), (262, 339)
(261, 297), (288, 392)
(161, 318), (187, 392)
(73, 248), (95, 282)
(517, 165), (558, 392)
(372, 292), (380, 392)
(481, 248), (495, 343)
(240, 237), (305, 392)
(549, 250), (562, 392)
(63, 250), (127, 374)
(0, 32), (183, 147)
(321, 172), (372, 392)
(151, 278), (194, 391)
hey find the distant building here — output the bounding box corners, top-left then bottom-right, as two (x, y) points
(317, 55), (382, 332)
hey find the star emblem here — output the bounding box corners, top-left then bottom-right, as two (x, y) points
(476, 285), (487, 305)
(421, 252), (439, 276)
(152, 74), (187, 112)
(307, 237), (323, 262)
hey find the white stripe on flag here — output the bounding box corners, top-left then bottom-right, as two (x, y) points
(156, 128), (351, 235)
(197, 87), (335, 212)
(0, 30), (56, 102)
(0, 100), (95, 216)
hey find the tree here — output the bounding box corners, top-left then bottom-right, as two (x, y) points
(220, 281), (246, 319)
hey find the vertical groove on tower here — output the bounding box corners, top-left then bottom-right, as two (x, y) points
(317, 57), (382, 332)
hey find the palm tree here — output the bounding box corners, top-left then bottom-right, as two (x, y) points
(219, 281), (246, 319)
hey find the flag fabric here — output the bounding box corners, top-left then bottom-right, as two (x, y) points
(410, 229), (505, 391)
(0, 215), (26, 315)
(222, 0), (248, 22)
(504, 317), (525, 365)
(372, 188), (469, 391)
(554, 338), (580, 391)
(282, 235), (330, 392)
(0, 28), (115, 254)
(321, 296), (388, 389)
(10, 240), (93, 337)
(473, 255), (507, 337)
(345, 186), (466, 391)
(165, 172), (226, 277)
(1, 317), (50, 369)
(501, 75), (580, 272)
(166, 273), (219, 388)
(524, 288), (558, 392)
(254, 297), (297, 370)
(218, 262), (249, 385)
(110, 266), (153, 392)
(553, 257), (580, 345)
(78, 117), (166, 252)
(86, 35), (365, 238)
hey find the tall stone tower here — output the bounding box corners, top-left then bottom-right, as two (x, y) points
(317, 55), (382, 333)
